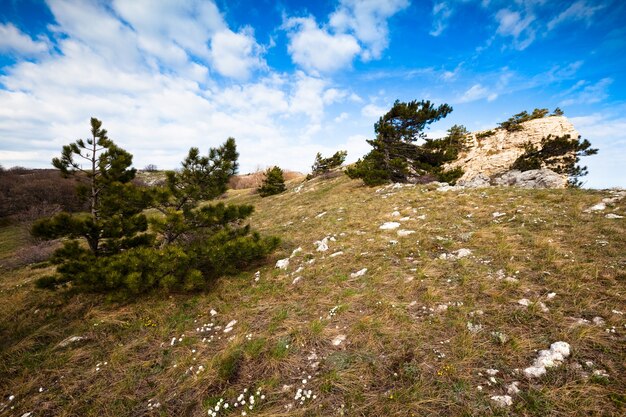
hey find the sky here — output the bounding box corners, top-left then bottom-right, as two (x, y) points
(0, 0), (624, 188)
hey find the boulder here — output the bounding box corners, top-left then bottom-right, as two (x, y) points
(493, 169), (567, 189)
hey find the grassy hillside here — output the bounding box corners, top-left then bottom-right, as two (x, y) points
(1, 175), (624, 416)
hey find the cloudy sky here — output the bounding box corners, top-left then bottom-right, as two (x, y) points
(0, 0), (624, 188)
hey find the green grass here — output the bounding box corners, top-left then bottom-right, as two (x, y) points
(0, 176), (624, 416)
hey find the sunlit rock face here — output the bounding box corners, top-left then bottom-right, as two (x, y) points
(448, 116), (580, 188)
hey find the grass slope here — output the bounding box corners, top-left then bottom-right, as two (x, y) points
(0, 175), (624, 416)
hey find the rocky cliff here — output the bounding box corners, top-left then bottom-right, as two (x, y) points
(447, 115), (579, 188)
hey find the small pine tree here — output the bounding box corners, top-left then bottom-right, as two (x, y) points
(258, 166), (286, 197)
(551, 107), (564, 116)
(32, 118), (152, 256)
(308, 150), (347, 179)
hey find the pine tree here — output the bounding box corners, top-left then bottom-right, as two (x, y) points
(308, 150), (347, 179)
(32, 118), (152, 256)
(512, 134), (598, 187)
(258, 166), (286, 197)
(151, 138), (239, 245)
(346, 100), (452, 185)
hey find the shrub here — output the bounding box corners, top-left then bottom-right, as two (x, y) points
(258, 166), (286, 197)
(307, 150), (347, 179)
(476, 130), (495, 139)
(512, 134), (598, 187)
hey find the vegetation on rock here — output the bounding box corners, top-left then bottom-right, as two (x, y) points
(346, 100), (468, 185)
(307, 150), (347, 179)
(512, 134), (598, 187)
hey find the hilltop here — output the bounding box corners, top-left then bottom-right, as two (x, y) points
(0, 174), (624, 416)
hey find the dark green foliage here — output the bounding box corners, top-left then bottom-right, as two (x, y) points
(346, 100), (453, 185)
(32, 118), (151, 256)
(551, 107), (564, 116)
(308, 150), (347, 179)
(33, 125), (279, 296)
(36, 228), (278, 294)
(498, 108), (550, 131)
(152, 139), (240, 245)
(476, 130), (495, 139)
(512, 134), (598, 187)
(258, 166), (286, 197)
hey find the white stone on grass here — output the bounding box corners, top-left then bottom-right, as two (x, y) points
(523, 341), (571, 378)
(379, 222), (400, 230)
(329, 251), (344, 258)
(314, 237), (329, 252)
(587, 202), (606, 212)
(490, 395), (513, 407)
(332, 334), (346, 346)
(350, 268), (368, 278)
(605, 213), (623, 219)
(439, 248), (472, 260)
(276, 258), (290, 269)
(397, 229), (415, 237)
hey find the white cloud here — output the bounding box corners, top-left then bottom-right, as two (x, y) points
(570, 113), (626, 189)
(210, 28), (265, 79)
(560, 78), (613, 106)
(430, 1), (454, 37)
(284, 17), (360, 73)
(334, 112), (349, 122)
(0, 23), (49, 56)
(495, 8), (536, 50)
(457, 84), (498, 103)
(329, 0), (409, 60)
(547, 1), (604, 31)
(361, 103), (388, 118)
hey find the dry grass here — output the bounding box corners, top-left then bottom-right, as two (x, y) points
(0, 175), (624, 416)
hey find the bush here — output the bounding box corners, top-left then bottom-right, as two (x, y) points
(307, 150), (347, 179)
(512, 134), (598, 187)
(258, 166), (286, 197)
(498, 108), (552, 132)
(476, 130), (495, 139)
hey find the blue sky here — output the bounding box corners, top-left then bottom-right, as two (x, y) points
(0, 0), (624, 188)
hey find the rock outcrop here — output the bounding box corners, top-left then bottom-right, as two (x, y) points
(447, 116), (579, 188)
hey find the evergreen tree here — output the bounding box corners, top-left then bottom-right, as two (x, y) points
(346, 100), (452, 185)
(151, 138), (239, 245)
(512, 134), (598, 187)
(32, 118), (152, 256)
(308, 150), (347, 179)
(258, 166), (286, 197)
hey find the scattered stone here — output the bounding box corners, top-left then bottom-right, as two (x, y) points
(379, 222), (400, 230)
(292, 277), (302, 285)
(391, 211), (401, 217)
(523, 341), (571, 378)
(290, 247), (303, 257)
(593, 369), (609, 378)
(332, 334), (346, 346)
(592, 316), (605, 326)
(605, 213), (623, 219)
(439, 248), (472, 260)
(210, 309), (218, 316)
(467, 322), (483, 333)
(57, 335), (88, 348)
(316, 211), (327, 218)
(224, 320), (237, 333)
(276, 258), (290, 269)
(253, 271), (260, 282)
(350, 268), (368, 278)
(490, 395), (513, 407)
(586, 202), (606, 212)
(314, 237), (329, 252)
(329, 251), (344, 258)
(506, 381), (521, 395)
(492, 211), (506, 218)
(458, 174), (490, 188)
(397, 229), (415, 237)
